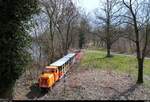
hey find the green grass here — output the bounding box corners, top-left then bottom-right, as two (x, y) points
(80, 50), (150, 87)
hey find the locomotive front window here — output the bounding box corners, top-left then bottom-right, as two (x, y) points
(43, 68), (56, 73)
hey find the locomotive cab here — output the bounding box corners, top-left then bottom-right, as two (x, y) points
(44, 66), (59, 81)
(38, 66), (59, 88)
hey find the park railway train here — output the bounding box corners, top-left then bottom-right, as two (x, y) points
(38, 51), (80, 90)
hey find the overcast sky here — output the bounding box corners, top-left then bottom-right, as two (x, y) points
(77, 0), (100, 13)
(76, 0), (101, 27)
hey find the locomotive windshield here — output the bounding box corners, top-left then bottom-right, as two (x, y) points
(42, 68), (56, 73)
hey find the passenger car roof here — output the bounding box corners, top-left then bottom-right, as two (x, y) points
(50, 53), (75, 66)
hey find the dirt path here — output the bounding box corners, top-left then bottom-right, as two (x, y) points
(40, 67), (150, 100)
(86, 50), (150, 59)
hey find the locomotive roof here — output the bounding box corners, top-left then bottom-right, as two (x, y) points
(64, 53), (76, 58)
(50, 53), (76, 66)
(45, 66), (58, 69)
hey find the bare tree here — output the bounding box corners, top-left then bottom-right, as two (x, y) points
(38, 0), (79, 60)
(77, 11), (91, 49)
(39, 0), (61, 63)
(122, 0), (150, 83)
(54, 0), (79, 55)
(95, 0), (123, 57)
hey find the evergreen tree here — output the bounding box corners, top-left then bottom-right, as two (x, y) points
(0, 0), (38, 98)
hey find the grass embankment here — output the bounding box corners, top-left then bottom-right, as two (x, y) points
(80, 50), (150, 87)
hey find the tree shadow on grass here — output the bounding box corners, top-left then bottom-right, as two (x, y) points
(26, 83), (48, 99)
(110, 84), (139, 100)
(96, 54), (114, 60)
(105, 54), (114, 58)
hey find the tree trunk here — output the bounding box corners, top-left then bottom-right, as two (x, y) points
(106, 42), (111, 57)
(50, 47), (54, 63)
(137, 58), (144, 84)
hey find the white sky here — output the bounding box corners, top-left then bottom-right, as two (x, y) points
(75, 0), (101, 27)
(77, 0), (100, 13)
